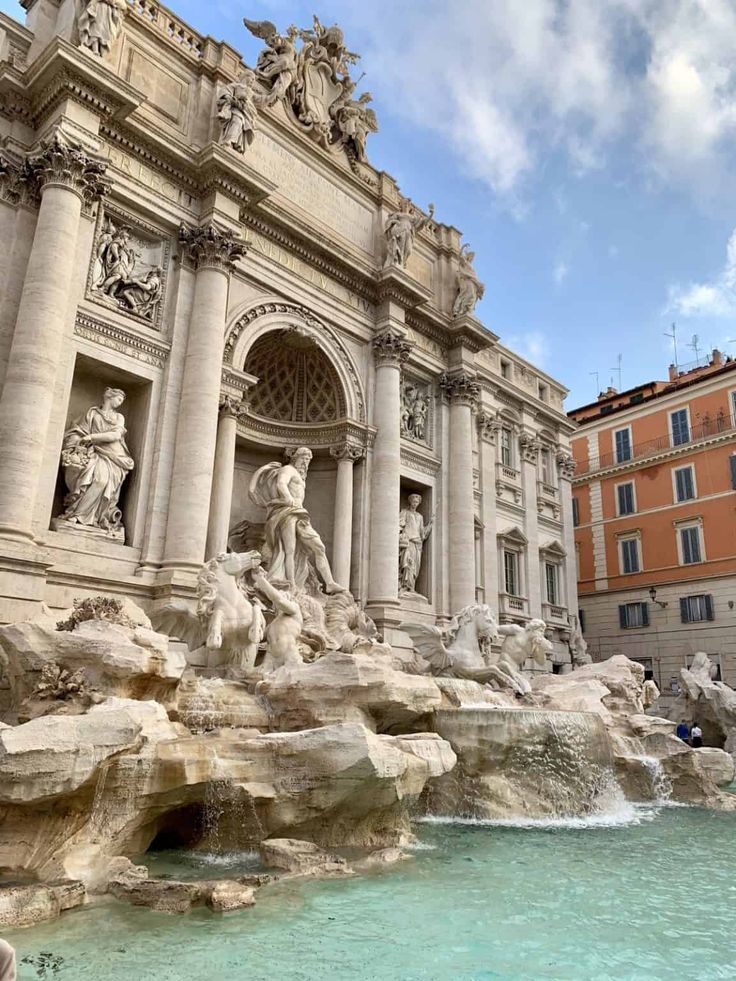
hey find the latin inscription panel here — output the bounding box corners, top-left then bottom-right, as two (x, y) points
(249, 132), (375, 253)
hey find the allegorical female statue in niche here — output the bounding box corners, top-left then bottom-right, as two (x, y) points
(56, 388), (135, 541)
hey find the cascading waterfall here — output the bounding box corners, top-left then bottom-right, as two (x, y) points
(636, 755), (673, 803)
(429, 707), (629, 821)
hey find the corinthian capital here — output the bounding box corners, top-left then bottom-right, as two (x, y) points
(25, 130), (109, 200)
(330, 440), (364, 462)
(476, 409), (501, 442)
(439, 371), (480, 407)
(178, 222), (247, 272)
(372, 326), (413, 367)
(519, 431), (541, 464)
(219, 395), (248, 422)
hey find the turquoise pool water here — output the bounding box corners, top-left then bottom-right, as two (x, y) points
(5, 804), (736, 981)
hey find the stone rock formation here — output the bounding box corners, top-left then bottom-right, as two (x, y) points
(259, 838), (351, 876)
(671, 651), (736, 757)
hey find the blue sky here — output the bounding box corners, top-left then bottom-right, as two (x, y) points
(5, 0), (736, 407)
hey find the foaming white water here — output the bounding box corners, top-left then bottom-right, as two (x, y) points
(403, 840), (437, 851)
(188, 849), (260, 867)
(636, 755), (673, 803)
(417, 802), (659, 830)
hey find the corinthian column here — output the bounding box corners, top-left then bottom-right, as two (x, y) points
(205, 395), (247, 560)
(330, 440), (364, 589)
(367, 327), (412, 609)
(162, 224), (246, 572)
(0, 131), (108, 543)
(441, 371), (480, 611)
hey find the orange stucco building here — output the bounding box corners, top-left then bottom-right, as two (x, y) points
(569, 350), (736, 699)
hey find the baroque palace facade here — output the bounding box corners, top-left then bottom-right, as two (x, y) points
(570, 351), (736, 697)
(0, 0), (578, 663)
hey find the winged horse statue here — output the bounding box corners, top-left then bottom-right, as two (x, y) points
(151, 550), (265, 673)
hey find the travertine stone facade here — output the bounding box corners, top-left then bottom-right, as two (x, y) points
(0, 0), (577, 662)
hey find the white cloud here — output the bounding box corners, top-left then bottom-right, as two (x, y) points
(667, 228), (736, 317)
(505, 330), (551, 367)
(553, 261), (569, 285)
(314, 0), (736, 205)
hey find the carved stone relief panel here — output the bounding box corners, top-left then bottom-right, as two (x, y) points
(400, 377), (432, 448)
(86, 204), (170, 331)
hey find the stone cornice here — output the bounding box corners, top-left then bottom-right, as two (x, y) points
(375, 264), (433, 311)
(178, 222), (247, 272)
(373, 326), (413, 367)
(400, 445), (442, 476)
(74, 310), (170, 368)
(194, 143), (276, 209)
(445, 312), (498, 354)
(23, 37), (145, 127)
(238, 413), (376, 451)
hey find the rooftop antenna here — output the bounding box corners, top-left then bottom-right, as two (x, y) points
(589, 370), (599, 396)
(610, 353), (622, 390)
(664, 322), (678, 372)
(689, 334), (701, 363)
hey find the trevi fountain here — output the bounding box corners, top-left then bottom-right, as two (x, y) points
(0, 2), (735, 979)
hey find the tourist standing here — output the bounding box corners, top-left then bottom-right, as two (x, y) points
(691, 723), (703, 748)
(676, 719), (690, 742)
(0, 939), (16, 981)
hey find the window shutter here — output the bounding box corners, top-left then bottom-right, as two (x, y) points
(640, 603), (649, 627)
(730, 455), (736, 490)
(618, 605), (627, 629)
(705, 595), (715, 620)
(680, 597), (689, 623)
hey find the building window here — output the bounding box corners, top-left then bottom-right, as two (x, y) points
(618, 602), (649, 629)
(614, 427), (632, 463)
(619, 536), (641, 574)
(670, 407), (690, 446)
(500, 427), (513, 467)
(500, 359), (511, 379)
(680, 594), (714, 623)
(673, 465), (696, 503)
(538, 383), (548, 402)
(545, 562), (559, 605)
(572, 497), (580, 526)
(630, 657), (654, 681)
(678, 523), (703, 565)
(730, 454), (736, 490)
(731, 390), (736, 425)
(629, 393), (644, 405)
(616, 481), (636, 516)
(503, 550), (519, 596)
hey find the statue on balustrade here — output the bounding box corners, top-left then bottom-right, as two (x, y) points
(78, 0), (127, 57)
(217, 70), (263, 154)
(249, 446), (345, 595)
(54, 388), (135, 541)
(452, 244), (485, 317)
(384, 200), (435, 268)
(398, 494), (432, 596)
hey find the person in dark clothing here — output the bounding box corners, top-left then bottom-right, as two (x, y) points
(676, 720), (690, 742)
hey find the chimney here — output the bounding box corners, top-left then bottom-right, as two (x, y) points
(668, 363), (678, 382)
(712, 348), (723, 366)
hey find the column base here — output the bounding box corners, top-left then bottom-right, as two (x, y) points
(0, 536), (52, 624)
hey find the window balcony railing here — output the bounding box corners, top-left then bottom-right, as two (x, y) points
(542, 602), (568, 624)
(496, 462), (521, 485)
(499, 593), (528, 618)
(537, 480), (558, 499)
(575, 419), (736, 476)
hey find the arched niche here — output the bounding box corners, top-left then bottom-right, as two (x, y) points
(224, 300), (365, 424)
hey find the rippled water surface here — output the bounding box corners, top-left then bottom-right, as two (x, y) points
(5, 805), (736, 981)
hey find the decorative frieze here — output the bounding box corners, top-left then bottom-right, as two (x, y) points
(439, 371), (480, 407)
(74, 312), (170, 368)
(24, 130), (109, 201)
(372, 327), (413, 367)
(178, 222), (247, 272)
